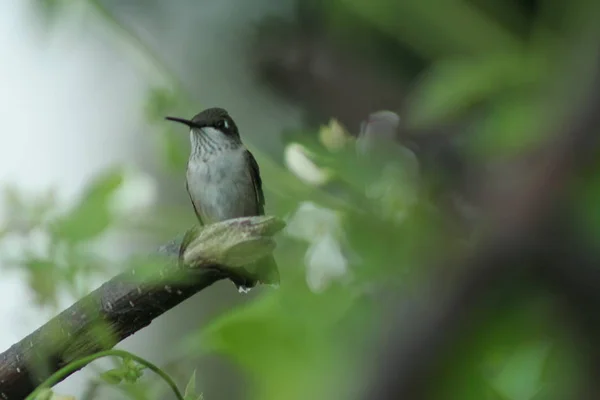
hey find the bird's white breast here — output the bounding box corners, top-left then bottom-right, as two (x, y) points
(186, 146), (255, 223)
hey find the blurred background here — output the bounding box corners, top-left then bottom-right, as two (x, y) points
(1, 0), (599, 399)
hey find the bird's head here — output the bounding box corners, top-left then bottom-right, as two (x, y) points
(166, 107), (242, 152)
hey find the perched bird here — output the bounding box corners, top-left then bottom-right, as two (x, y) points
(165, 107), (279, 290)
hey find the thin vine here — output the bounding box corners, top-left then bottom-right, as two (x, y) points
(25, 349), (185, 400)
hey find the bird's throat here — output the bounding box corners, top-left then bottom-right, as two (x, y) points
(190, 127), (241, 159)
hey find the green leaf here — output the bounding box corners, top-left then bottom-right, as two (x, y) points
(159, 130), (189, 171)
(338, 0), (521, 58)
(573, 166), (600, 243)
(406, 52), (546, 128)
(489, 342), (550, 400)
(32, 388), (54, 400)
(100, 369), (124, 385)
(145, 87), (179, 123)
(185, 283), (363, 400)
(0, 186), (57, 237)
(34, 0), (67, 31)
(468, 94), (549, 158)
(122, 359), (145, 384)
(183, 370), (203, 400)
(51, 169), (124, 243)
(99, 358), (145, 386)
(25, 258), (60, 307)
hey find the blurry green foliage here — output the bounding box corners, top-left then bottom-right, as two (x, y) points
(573, 169), (600, 244)
(405, 52), (547, 129)
(17, 0), (600, 399)
(426, 294), (584, 400)
(35, 0), (68, 30)
(100, 357), (146, 385)
(183, 370), (204, 400)
(185, 272), (368, 400)
(145, 87), (181, 124)
(0, 169), (126, 306)
(51, 169), (123, 243)
(335, 0), (522, 58)
(490, 342), (549, 400)
(468, 93), (550, 158)
(24, 258), (61, 306)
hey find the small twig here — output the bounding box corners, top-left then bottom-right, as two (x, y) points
(0, 216), (284, 400)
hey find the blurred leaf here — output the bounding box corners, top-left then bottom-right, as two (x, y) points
(406, 53), (546, 128)
(100, 357), (145, 386)
(25, 258), (60, 307)
(30, 188), (58, 224)
(122, 358), (146, 384)
(571, 162), (600, 244)
(186, 282), (363, 400)
(489, 342), (550, 400)
(147, 89), (199, 171)
(32, 388), (54, 400)
(100, 369), (124, 385)
(3, 185), (25, 216)
(117, 383), (151, 400)
(338, 0), (521, 58)
(34, 0), (67, 30)
(318, 118), (353, 152)
(145, 87), (179, 123)
(62, 248), (106, 292)
(51, 169), (124, 243)
(158, 130), (189, 172)
(468, 94), (549, 158)
(1, 185), (57, 233)
(183, 370), (203, 400)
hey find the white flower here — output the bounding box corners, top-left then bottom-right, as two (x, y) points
(284, 143), (331, 186)
(285, 201), (343, 241)
(285, 201), (348, 292)
(304, 232), (348, 293)
(108, 168), (157, 219)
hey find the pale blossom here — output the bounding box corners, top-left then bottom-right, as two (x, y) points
(283, 143), (331, 186)
(285, 201), (348, 292)
(285, 201), (343, 241)
(304, 232), (348, 293)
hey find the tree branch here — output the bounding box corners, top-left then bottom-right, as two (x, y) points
(0, 216), (284, 400)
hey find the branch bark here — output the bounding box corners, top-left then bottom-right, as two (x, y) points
(0, 216), (284, 400)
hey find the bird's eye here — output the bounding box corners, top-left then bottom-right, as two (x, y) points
(216, 119), (229, 130)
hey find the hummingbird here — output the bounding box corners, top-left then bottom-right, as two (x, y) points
(165, 107), (280, 290)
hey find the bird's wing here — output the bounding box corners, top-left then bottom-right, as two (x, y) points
(245, 150), (265, 215)
(186, 179), (204, 226)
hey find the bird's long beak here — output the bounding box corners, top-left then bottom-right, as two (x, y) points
(165, 116), (205, 129)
